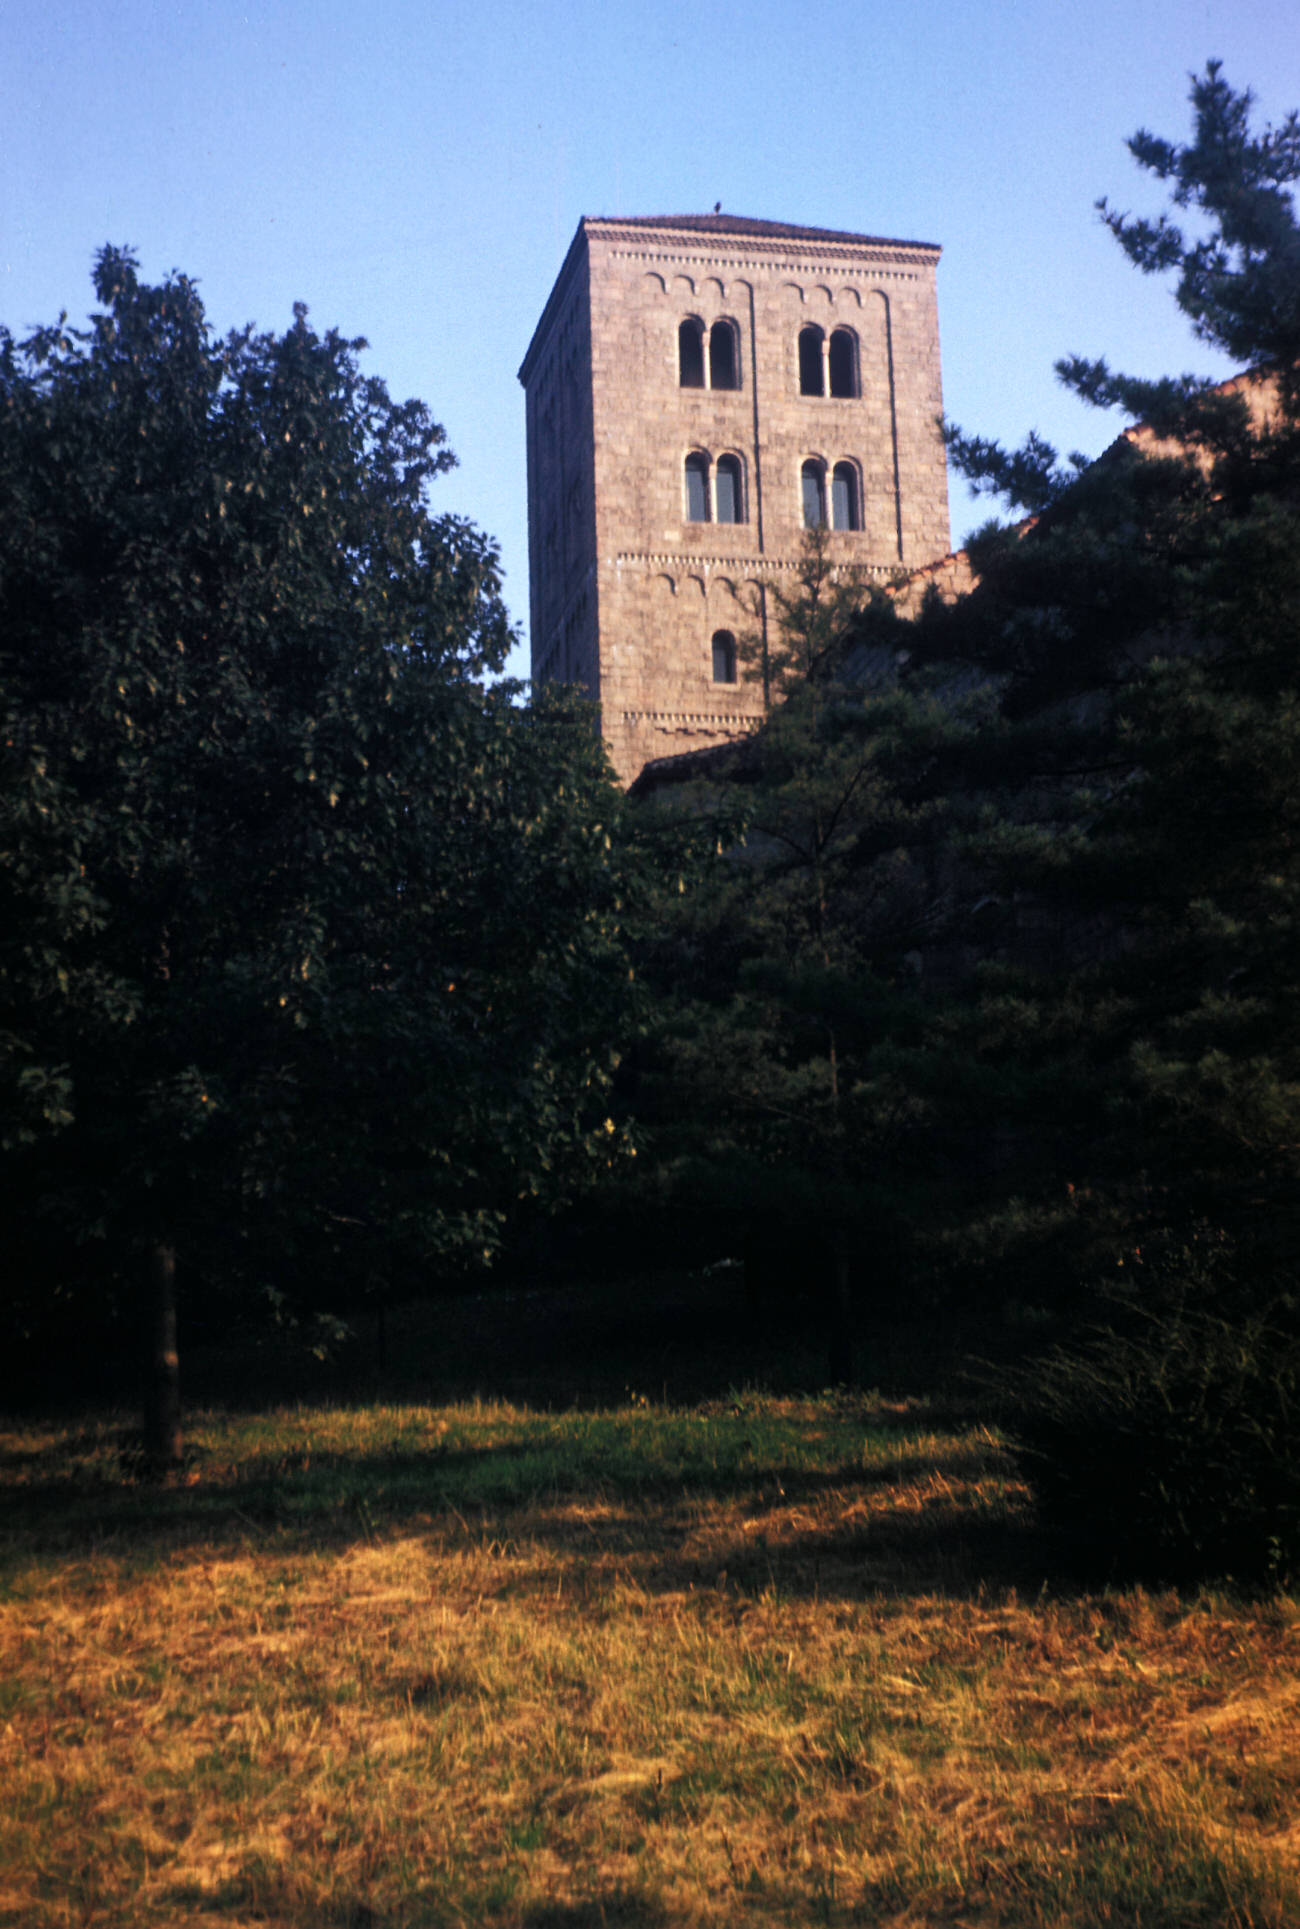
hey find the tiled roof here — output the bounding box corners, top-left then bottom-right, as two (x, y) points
(588, 213), (939, 251)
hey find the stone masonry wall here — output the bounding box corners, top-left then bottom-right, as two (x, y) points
(520, 217), (951, 786)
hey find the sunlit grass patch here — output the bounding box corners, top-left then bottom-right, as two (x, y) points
(1, 1391), (1297, 1925)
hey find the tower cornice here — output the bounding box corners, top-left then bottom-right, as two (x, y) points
(586, 213), (941, 254)
(519, 215), (942, 386)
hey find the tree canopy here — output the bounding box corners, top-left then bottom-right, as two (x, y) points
(922, 65), (1300, 1578)
(947, 60), (1300, 510)
(632, 66), (1300, 1575)
(0, 249), (631, 1451)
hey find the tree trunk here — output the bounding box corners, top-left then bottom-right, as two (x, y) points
(144, 1243), (182, 1472)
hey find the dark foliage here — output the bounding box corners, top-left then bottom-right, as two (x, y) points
(939, 70), (1300, 1580)
(0, 250), (634, 1433)
(1009, 1297), (1300, 1584)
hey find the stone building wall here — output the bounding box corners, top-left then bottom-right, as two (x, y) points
(519, 215), (952, 785)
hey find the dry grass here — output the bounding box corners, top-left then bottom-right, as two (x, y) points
(1, 1392), (1297, 1926)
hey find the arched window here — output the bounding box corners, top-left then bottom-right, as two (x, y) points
(712, 630), (738, 684)
(828, 328), (858, 398)
(679, 318), (705, 388)
(832, 461), (860, 530)
(715, 453), (744, 524)
(709, 319), (739, 390)
(801, 459), (826, 528)
(798, 325), (824, 396)
(684, 452), (711, 522)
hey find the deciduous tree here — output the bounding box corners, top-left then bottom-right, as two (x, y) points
(0, 251), (631, 1459)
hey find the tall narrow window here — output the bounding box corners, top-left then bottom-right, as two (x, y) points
(798, 325), (824, 396)
(712, 630), (738, 684)
(679, 318), (705, 388)
(832, 462), (860, 530)
(715, 454), (743, 524)
(828, 328), (858, 398)
(801, 459), (826, 528)
(685, 452), (711, 522)
(709, 320), (739, 390)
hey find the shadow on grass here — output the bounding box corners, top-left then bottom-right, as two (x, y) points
(0, 1275), (1072, 1597)
(521, 1898), (670, 1929)
(0, 1416), (1067, 1601)
(0, 1426), (124, 1474)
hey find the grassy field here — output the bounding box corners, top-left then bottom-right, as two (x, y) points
(2, 1296), (1298, 1927)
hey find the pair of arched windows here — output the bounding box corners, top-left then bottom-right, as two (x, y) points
(711, 629), (738, 684)
(679, 317), (740, 390)
(798, 325), (858, 398)
(801, 459), (861, 531)
(684, 451), (745, 524)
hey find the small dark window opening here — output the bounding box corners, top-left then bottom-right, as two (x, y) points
(798, 325), (824, 396)
(802, 459), (826, 528)
(685, 452), (711, 522)
(832, 462), (860, 531)
(828, 328), (858, 398)
(709, 320), (739, 390)
(715, 454), (743, 524)
(712, 630), (738, 684)
(679, 318), (705, 388)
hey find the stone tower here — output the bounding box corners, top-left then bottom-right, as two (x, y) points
(518, 214), (950, 785)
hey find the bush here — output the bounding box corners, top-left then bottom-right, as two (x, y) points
(1007, 1301), (1300, 1585)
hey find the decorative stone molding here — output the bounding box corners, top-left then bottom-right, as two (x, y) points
(521, 214), (951, 784)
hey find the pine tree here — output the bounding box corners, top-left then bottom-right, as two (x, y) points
(934, 67), (1300, 1578)
(631, 534), (977, 1378)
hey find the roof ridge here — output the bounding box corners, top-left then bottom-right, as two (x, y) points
(585, 213), (940, 251)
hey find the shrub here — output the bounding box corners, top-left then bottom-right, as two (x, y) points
(1007, 1301), (1300, 1585)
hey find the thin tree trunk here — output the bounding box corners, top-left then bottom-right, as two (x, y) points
(144, 1242), (182, 1472)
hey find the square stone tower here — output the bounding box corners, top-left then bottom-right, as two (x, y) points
(518, 214), (950, 785)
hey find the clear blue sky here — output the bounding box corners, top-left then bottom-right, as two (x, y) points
(3, 0), (1297, 679)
